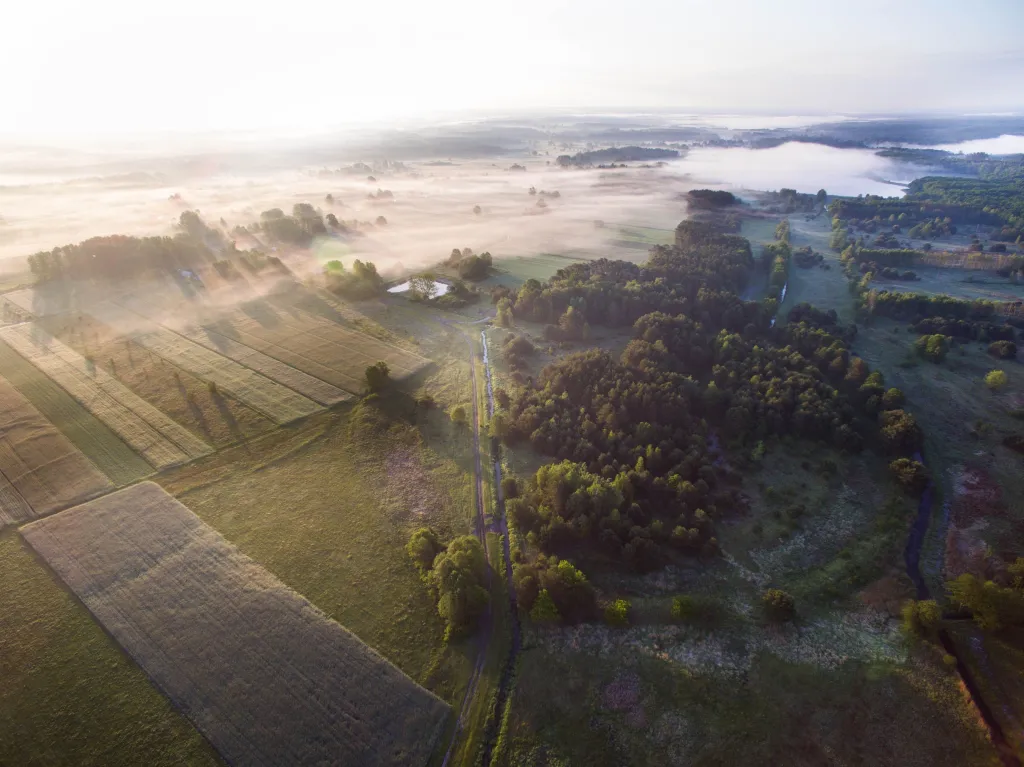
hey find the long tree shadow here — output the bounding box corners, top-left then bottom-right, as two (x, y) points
(174, 375), (214, 441)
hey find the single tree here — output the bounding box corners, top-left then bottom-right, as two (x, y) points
(365, 361), (390, 392)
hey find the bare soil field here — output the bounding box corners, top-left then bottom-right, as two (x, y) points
(23, 482), (450, 767)
(89, 302), (323, 424)
(0, 376), (111, 525)
(38, 313), (276, 448)
(0, 338), (152, 485)
(0, 323), (209, 470)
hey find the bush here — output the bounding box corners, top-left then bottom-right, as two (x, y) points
(889, 458), (929, 494)
(530, 589), (560, 622)
(985, 369), (1008, 391)
(762, 588), (795, 622)
(365, 361), (390, 392)
(450, 404), (468, 425)
(989, 340), (1018, 359)
(604, 598), (631, 627)
(901, 599), (941, 637)
(406, 528), (442, 572)
(915, 334), (950, 363)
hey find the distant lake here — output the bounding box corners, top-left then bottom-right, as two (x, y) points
(677, 142), (916, 198)
(931, 134), (1024, 155)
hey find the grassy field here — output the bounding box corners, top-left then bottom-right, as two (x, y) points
(23, 482), (450, 767)
(0, 531), (223, 767)
(778, 215), (857, 324)
(0, 339), (151, 485)
(155, 336), (481, 725)
(0, 376), (111, 525)
(491, 253), (588, 285)
(90, 302), (322, 425)
(39, 313), (275, 449)
(496, 647), (998, 767)
(872, 267), (1024, 304)
(0, 323), (211, 469)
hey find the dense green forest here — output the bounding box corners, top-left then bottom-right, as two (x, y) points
(498, 221), (917, 585)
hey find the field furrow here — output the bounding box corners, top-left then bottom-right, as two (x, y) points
(90, 303), (323, 424)
(22, 482), (450, 767)
(0, 324), (198, 470)
(0, 340), (152, 485)
(0, 375), (113, 526)
(114, 297), (350, 406)
(0, 473), (33, 527)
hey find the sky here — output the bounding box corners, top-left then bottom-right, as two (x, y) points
(3, 0), (1023, 138)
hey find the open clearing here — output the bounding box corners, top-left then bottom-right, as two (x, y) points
(23, 482), (451, 767)
(0, 531), (222, 767)
(491, 252), (588, 284)
(0, 376), (111, 525)
(0, 323), (210, 470)
(38, 313), (276, 448)
(90, 302), (322, 424)
(0, 337), (152, 485)
(872, 267), (1024, 304)
(115, 296), (352, 406)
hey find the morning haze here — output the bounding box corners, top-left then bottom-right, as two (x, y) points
(2, 2), (1024, 766)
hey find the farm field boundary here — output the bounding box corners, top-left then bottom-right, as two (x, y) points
(0, 338), (153, 485)
(89, 302), (322, 424)
(0, 375), (112, 525)
(115, 297), (351, 406)
(22, 482), (450, 767)
(0, 323), (207, 470)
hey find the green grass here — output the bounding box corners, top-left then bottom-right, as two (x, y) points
(0, 531), (222, 767)
(872, 267), (1024, 304)
(0, 339), (152, 485)
(496, 648), (999, 767)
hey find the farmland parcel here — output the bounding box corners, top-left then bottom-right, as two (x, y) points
(0, 337), (152, 485)
(136, 298), (431, 394)
(22, 482), (450, 767)
(89, 302), (323, 424)
(115, 297), (351, 407)
(0, 323), (211, 470)
(0, 376), (111, 525)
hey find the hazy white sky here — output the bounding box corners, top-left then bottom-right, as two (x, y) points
(3, 0), (1022, 137)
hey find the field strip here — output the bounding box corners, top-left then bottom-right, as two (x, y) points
(0, 472), (33, 527)
(90, 302), (323, 424)
(22, 482), (450, 767)
(113, 298), (350, 406)
(0, 324), (202, 470)
(0, 340), (152, 486)
(0, 375), (112, 525)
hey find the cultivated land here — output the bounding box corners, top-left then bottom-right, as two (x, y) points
(0, 337), (152, 485)
(0, 375), (111, 525)
(37, 312), (276, 448)
(89, 302), (322, 424)
(0, 323), (211, 469)
(0, 531), (222, 767)
(140, 297), (433, 395)
(23, 482), (451, 767)
(115, 296), (351, 406)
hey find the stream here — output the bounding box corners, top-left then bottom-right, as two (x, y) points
(904, 454), (1020, 766)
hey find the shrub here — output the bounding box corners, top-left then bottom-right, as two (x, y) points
(406, 528), (442, 572)
(989, 340), (1017, 359)
(915, 334), (950, 363)
(530, 589), (560, 622)
(889, 458), (929, 493)
(762, 588), (795, 622)
(605, 598), (631, 627)
(365, 361), (390, 392)
(450, 404), (468, 425)
(985, 369), (1008, 391)
(901, 599), (941, 637)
